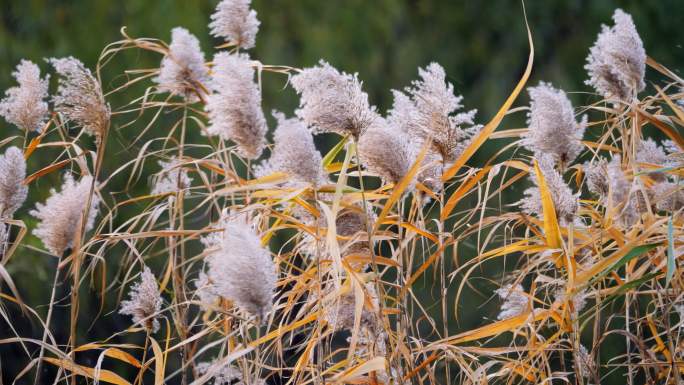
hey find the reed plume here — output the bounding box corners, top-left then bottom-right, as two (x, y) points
(48, 57), (111, 139)
(291, 60), (378, 138)
(585, 9), (646, 102)
(119, 266), (163, 333)
(0, 147), (28, 218)
(209, 0), (260, 50)
(0, 60), (49, 132)
(154, 27), (209, 102)
(205, 52), (266, 159)
(30, 174), (100, 256)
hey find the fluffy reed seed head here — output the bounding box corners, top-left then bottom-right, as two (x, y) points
(402, 62), (481, 162)
(205, 52), (266, 159)
(119, 266), (163, 333)
(588, 156), (646, 227)
(0, 223), (7, 256)
(151, 157), (193, 195)
(0, 60), (50, 132)
(637, 138), (673, 182)
(254, 111), (327, 187)
(554, 285), (589, 317)
(584, 158), (609, 197)
(0, 147), (28, 218)
(585, 9), (646, 102)
(194, 271), (219, 309)
(357, 117), (414, 187)
(196, 360), (241, 385)
(204, 214), (277, 320)
(520, 155), (579, 225)
(321, 282), (380, 332)
(48, 57), (111, 139)
(651, 182), (684, 212)
(30, 174), (100, 256)
(154, 27), (209, 102)
(388, 90), (444, 193)
(524, 82), (587, 165)
(574, 344), (596, 380)
(291, 60), (378, 138)
(299, 204), (375, 265)
(336, 205), (376, 257)
(209, 0), (260, 50)
(496, 284), (529, 320)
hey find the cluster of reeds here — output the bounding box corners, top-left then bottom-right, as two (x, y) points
(0, 2), (682, 384)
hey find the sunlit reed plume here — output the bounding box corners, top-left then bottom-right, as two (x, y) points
(30, 174), (100, 256)
(48, 57), (111, 139)
(524, 82), (586, 166)
(119, 266), (163, 333)
(209, 0), (260, 50)
(254, 111), (327, 187)
(0, 147), (28, 218)
(291, 60), (378, 138)
(154, 27), (209, 102)
(205, 52), (266, 159)
(585, 9), (646, 102)
(0, 60), (49, 132)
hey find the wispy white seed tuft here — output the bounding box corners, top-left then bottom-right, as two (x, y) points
(637, 138), (673, 182)
(520, 155), (579, 225)
(575, 345), (596, 379)
(496, 284), (529, 320)
(358, 117), (414, 186)
(151, 157), (193, 196)
(321, 283), (380, 332)
(554, 285), (589, 317)
(335, 206), (376, 258)
(0, 147), (28, 218)
(403, 63), (481, 162)
(205, 52), (266, 159)
(253, 111), (327, 187)
(194, 271), (219, 309)
(154, 27), (209, 102)
(651, 182), (684, 212)
(0, 60), (50, 132)
(584, 158), (609, 197)
(30, 174), (100, 256)
(209, 0), (260, 50)
(664, 140), (681, 156)
(291, 60), (378, 138)
(48, 57), (111, 138)
(593, 156), (645, 227)
(195, 360), (241, 385)
(119, 266), (163, 333)
(523, 82), (587, 165)
(203, 213), (277, 320)
(299, 204), (375, 264)
(387, 90), (444, 193)
(585, 9), (646, 102)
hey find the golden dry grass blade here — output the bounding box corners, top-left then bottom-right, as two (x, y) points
(442, 10), (534, 181)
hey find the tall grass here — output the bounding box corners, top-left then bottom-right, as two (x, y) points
(0, 2), (682, 385)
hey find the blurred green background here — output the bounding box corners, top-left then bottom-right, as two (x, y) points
(1, 0), (683, 384)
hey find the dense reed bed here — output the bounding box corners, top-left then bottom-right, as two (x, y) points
(0, 2), (682, 384)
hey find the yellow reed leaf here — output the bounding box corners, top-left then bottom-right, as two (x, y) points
(43, 357), (132, 385)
